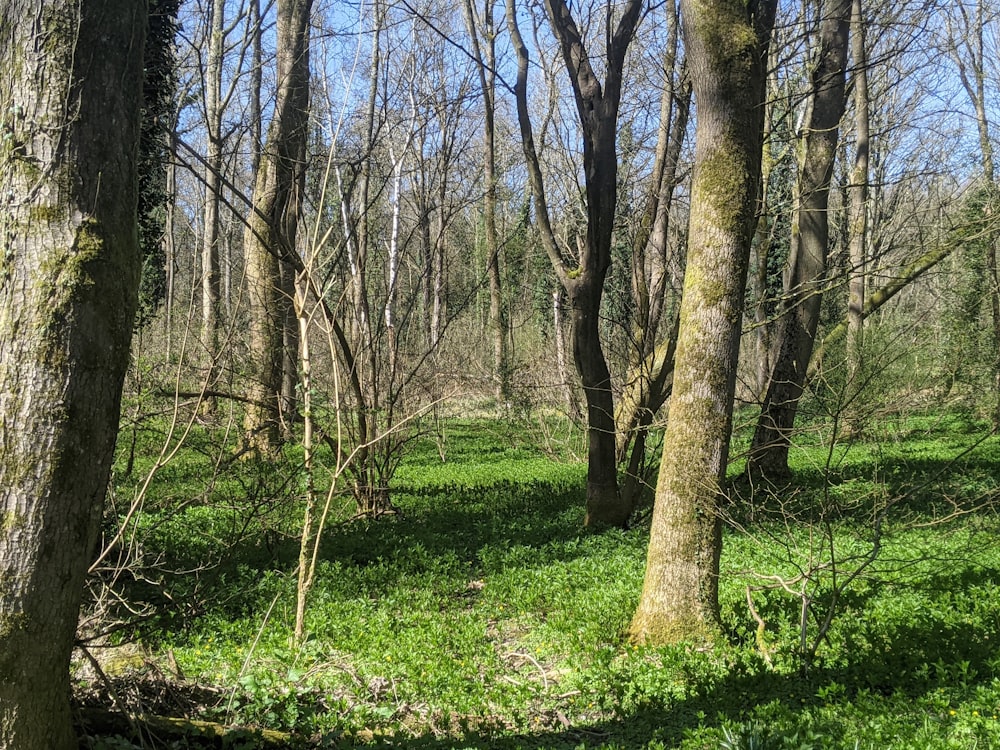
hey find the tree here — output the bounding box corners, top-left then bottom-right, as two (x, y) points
(630, 0), (776, 643)
(749, 0), (851, 476)
(136, 0), (181, 329)
(243, 0), (313, 454)
(0, 1), (146, 746)
(507, 0), (644, 527)
(944, 0), (1000, 425)
(846, 0), (870, 376)
(463, 0), (512, 407)
(614, 0), (691, 510)
(201, 0), (225, 392)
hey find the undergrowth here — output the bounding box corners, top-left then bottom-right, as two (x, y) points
(78, 411), (1000, 749)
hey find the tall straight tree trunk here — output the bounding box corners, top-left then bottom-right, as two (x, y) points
(347, 0), (383, 411)
(463, 0), (511, 407)
(165, 129), (178, 356)
(630, 0), (776, 644)
(0, 1), (145, 746)
(250, 0), (263, 176)
(280, 257), (299, 436)
(201, 0), (225, 410)
(846, 0), (869, 376)
(751, 43), (782, 397)
(551, 288), (577, 417)
(243, 0), (313, 454)
(749, 0), (851, 477)
(507, 0), (643, 528)
(432, 172), (448, 349)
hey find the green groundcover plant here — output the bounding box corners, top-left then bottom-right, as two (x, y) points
(77, 413), (1000, 749)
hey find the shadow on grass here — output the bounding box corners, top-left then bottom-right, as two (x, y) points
(126, 460), (610, 629)
(316, 629), (999, 749)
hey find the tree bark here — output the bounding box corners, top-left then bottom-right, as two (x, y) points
(0, 1), (145, 746)
(846, 0), (869, 376)
(750, 42), (783, 398)
(630, 0), (775, 644)
(243, 0), (313, 454)
(200, 0), (225, 412)
(463, 0), (511, 408)
(506, 0), (643, 528)
(280, 256), (299, 436)
(749, 0), (851, 477)
(615, 10), (690, 506)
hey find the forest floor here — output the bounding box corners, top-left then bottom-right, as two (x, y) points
(75, 407), (1000, 749)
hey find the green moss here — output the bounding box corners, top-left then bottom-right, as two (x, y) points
(629, 610), (720, 647)
(102, 649), (147, 676)
(40, 5), (77, 64)
(689, 0), (758, 65)
(0, 610), (28, 641)
(38, 217), (105, 293)
(695, 137), (750, 235)
(0, 571), (13, 598)
(28, 204), (65, 224)
(74, 217), (105, 256)
(0, 510), (26, 535)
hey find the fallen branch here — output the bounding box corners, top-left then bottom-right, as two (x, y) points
(75, 706), (301, 748)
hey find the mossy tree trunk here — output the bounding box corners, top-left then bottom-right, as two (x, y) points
(749, 0), (850, 477)
(243, 0), (312, 455)
(629, 0), (775, 644)
(0, 1), (145, 746)
(506, 0), (643, 528)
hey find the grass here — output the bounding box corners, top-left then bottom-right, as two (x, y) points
(79, 409), (1000, 749)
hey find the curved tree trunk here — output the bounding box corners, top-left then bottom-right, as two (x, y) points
(749, 0), (851, 477)
(630, 0), (776, 645)
(0, 1), (145, 746)
(506, 0), (643, 528)
(243, 0), (313, 454)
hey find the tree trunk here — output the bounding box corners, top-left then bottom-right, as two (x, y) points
(506, 0), (643, 528)
(750, 43), (782, 398)
(615, 13), (690, 504)
(846, 0), (870, 376)
(243, 0), (313, 454)
(200, 0), (225, 413)
(165, 129), (178, 356)
(553, 288), (578, 418)
(250, 0), (263, 177)
(569, 280), (622, 525)
(0, 1), (145, 746)
(630, 0), (775, 645)
(749, 0), (851, 477)
(462, 0), (511, 408)
(280, 256), (299, 437)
